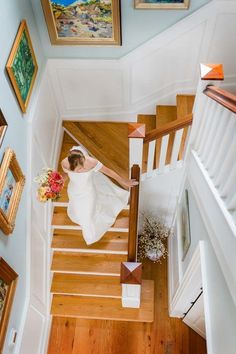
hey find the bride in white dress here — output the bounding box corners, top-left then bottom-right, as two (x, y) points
(61, 146), (137, 245)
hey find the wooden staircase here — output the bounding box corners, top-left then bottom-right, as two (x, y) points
(50, 127), (154, 323)
(138, 94), (195, 172)
(49, 95), (194, 324)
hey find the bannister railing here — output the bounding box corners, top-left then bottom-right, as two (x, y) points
(203, 85), (236, 114)
(128, 164), (140, 262)
(144, 114), (193, 143)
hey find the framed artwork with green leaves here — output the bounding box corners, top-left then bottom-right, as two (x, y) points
(6, 20), (38, 113)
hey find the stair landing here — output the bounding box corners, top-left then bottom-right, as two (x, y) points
(51, 280), (154, 322)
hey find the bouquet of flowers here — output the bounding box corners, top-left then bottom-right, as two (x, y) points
(138, 215), (170, 263)
(34, 168), (64, 202)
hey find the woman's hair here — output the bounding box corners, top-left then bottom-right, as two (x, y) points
(68, 150), (85, 171)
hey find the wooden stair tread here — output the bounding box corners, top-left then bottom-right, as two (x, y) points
(51, 251), (126, 274)
(51, 280), (154, 323)
(52, 229), (128, 252)
(51, 273), (122, 297)
(52, 207), (129, 229)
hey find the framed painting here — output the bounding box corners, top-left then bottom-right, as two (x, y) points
(181, 189), (191, 261)
(6, 20), (38, 113)
(0, 110), (8, 148)
(134, 0), (190, 9)
(0, 148), (25, 235)
(0, 258), (18, 354)
(41, 0), (121, 46)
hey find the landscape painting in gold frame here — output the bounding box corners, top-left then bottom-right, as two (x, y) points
(0, 258), (18, 354)
(0, 148), (25, 235)
(41, 0), (121, 45)
(135, 0), (189, 9)
(6, 20), (38, 113)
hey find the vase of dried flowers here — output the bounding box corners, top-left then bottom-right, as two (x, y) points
(138, 215), (170, 263)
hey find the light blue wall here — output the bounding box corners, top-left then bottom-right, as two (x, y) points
(0, 1), (45, 353)
(31, 0), (210, 59)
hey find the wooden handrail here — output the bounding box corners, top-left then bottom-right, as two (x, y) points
(128, 164), (140, 262)
(144, 113), (193, 143)
(204, 85), (236, 114)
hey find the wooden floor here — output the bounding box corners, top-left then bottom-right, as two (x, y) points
(47, 258), (207, 354)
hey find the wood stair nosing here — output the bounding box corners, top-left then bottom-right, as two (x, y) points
(50, 280), (154, 323)
(51, 251), (127, 275)
(52, 207), (129, 230)
(51, 273), (122, 298)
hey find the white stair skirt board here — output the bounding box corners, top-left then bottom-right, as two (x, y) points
(122, 284), (141, 308)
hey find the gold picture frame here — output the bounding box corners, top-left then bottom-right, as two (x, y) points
(0, 148), (25, 235)
(6, 20), (38, 113)
(134, 0), (189, 9)
(0, 258), (18, 354)
(0, 110), (8, 148)
(41, 0), (121, 46)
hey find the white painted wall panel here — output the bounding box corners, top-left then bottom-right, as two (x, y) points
(58, 68), (124, 111)
(30, 222), (47, 310)
(32, 74), (59, 167)
(20, 306), (45, 354)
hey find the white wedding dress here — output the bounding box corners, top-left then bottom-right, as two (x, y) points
(63, 146), (129, 245)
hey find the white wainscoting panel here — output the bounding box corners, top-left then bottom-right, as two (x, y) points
(19, 306), (45, 354)
(32, 71), (60, 167)
(47, 1), (236, 121)
(30, 221), (47, 311)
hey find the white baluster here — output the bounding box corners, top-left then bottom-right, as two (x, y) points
(213, 121), (236, 187)
(159, 135), (169, 172)
(204, 109), (230, 170)
(147, 140), (156, 175)
(231, 209), (236, 225)
(219, 163), (236, 198)
(194, 99), (215, 151)
(201, 105), (224, 164)
(197, 102), (218, 158)
(170, 128), (184, 169)
(225, 192), (236, 211)
(208, 118), (235, 179)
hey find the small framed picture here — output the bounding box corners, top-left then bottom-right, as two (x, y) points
(0, 148), (25, 235)
(134, 0), (190, 10)
(6, 20), (38, 113)
(41, 0), (121, 46)
(0, 110), (8, 148)
(0, 258), (18, 353)
(181, 189), (191, 261)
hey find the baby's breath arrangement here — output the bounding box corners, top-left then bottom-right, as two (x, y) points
(138, 215), (170, 263)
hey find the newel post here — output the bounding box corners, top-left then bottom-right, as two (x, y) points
(120, 262), (142, 308)
(128, 123), (146, 171)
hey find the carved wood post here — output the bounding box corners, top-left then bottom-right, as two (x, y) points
(120, 262), (142, 308)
